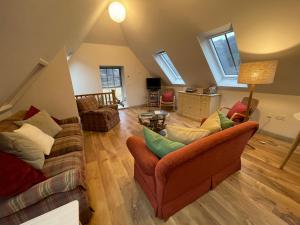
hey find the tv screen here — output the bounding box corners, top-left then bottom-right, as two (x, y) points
(146, 78), (161, 90)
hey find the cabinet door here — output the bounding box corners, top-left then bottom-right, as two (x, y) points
(182, 95), (201, 119)
(200, 96), (209, 117)
(177, 93), (184, 114)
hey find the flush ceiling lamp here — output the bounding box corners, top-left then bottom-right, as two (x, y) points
(108, 1), (126, 23)
(238, 60), (278, 120)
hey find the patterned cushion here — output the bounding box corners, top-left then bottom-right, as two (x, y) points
(42, 151), (84, 178)
(55, 123), (82, 138)
(0, 168), (84, 218)
(49, 135), (83, 158)
(76, 96), (98, 113)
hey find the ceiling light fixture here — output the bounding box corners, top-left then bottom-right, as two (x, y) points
(108, 1), (126, 23)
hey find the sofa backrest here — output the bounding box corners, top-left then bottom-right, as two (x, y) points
(155, 121), (258, 204)
(0, 111), (26, 132)
(76, 96), (98, 113)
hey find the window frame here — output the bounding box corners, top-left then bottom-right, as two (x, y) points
(209, 30), (240, 77)
(197, 24), (247, 88)
(153, 50), (185, 85)
(99, 66), (123, 89)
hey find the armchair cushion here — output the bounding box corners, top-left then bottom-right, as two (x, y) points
(76, 96), (98, 113)
(143, 127), (185, 158)
(162, 91), (174, 102)
(227, 101), (247, 119)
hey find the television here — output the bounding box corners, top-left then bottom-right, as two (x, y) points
(146, 78), (161, 90)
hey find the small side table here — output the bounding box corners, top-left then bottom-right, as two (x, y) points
(138, 110), (168, 133)
(280, 112), (300, 169)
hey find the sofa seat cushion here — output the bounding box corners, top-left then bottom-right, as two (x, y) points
(42, 151), (84, 178)
(0, 168), (84, 218)
(93, 107), (119, 117)
(55, 123), (82, 138)
(48, 135), (83, 158)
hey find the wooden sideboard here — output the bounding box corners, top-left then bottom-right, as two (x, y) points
(177, 91), (221, 120)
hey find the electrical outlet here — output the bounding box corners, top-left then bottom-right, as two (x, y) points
(275, 115), (287, 121)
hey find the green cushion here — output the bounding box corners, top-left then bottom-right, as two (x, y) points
(143, 127), (185, 158)
(218, 111), (234, 130)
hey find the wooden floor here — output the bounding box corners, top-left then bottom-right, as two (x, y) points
(84, 107), (300, 225)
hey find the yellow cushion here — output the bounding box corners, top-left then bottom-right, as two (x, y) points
(200, 111), (222, 133)
(166, 125), (211, 144)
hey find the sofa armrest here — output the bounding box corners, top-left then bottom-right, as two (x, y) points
(0, 169), (84, 218)
(126, 136), (159, 175)
(58, 116), (79, 125)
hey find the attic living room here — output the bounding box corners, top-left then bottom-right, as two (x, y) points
(1, 1), (300, 225)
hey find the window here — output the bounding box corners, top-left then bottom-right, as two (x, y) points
(210, 31), (240, 76)
(100, 67), (122, 88)
(197, 24), (246, 88)
(99, 66), (125, 106)
(153, 51), (185, 85)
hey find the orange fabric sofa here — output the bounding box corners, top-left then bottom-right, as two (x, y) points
(126, 121), (258, 219)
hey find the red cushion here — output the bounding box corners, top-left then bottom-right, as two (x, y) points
(23, 105), (40, 120)
(227, 101), (247, 118)
(0, 151), (47, 198)
(24, 105), (59, 123)
(162, 92), (174, 102)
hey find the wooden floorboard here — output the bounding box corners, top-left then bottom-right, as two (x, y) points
(85, 107), (300, 225)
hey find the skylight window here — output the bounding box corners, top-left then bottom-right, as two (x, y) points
(210, 31), (240, 76)
(153, 51), (185, 85)
(197, 24), (246, 88)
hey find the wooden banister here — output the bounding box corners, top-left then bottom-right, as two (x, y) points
(75, 91), (118, 106)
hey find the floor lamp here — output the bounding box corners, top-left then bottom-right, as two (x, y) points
(238, 60), (278, 121)
(280, 112), (300, 169)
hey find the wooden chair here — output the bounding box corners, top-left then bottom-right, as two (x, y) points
(219, 97), (259, 149)
(159, 89), (176, 111)
(220, 97), (259, 123)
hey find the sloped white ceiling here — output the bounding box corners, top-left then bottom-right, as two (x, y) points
(85, 10), (128, 46)
(112, 0), (300, 95)
(0, 0), (108, 105)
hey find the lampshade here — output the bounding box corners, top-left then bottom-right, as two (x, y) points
(238, 60), (278, 84)
(108, 2), (126, 23)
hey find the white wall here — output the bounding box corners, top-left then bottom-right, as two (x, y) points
(0, 110), (12, 121)
(12, 48), (79, 119)
(219, 89), (300, 139)
(69, 43), (150, 107)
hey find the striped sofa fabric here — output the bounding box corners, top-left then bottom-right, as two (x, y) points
(0, 113), (92, 225)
